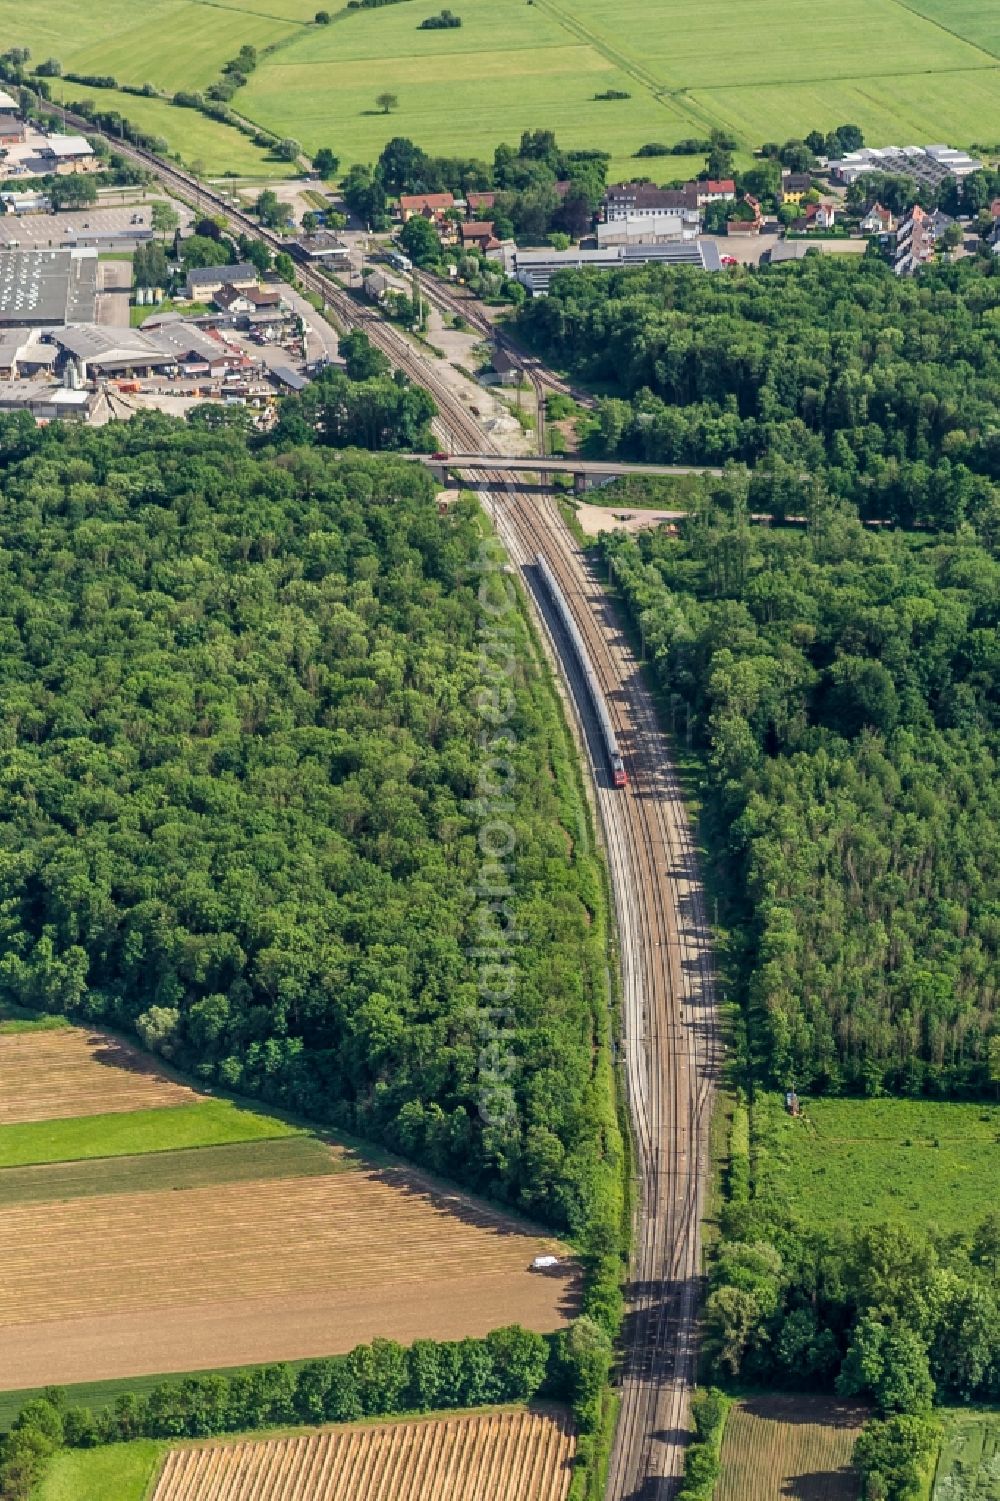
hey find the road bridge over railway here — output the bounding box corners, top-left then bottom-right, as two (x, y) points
(409, 453), (723, 491)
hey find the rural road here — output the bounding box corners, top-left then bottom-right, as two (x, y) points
(40, 115), (721, 1496)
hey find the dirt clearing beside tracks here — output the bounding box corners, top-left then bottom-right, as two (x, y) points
(151, 1407), (577, 1501)
(0, 1029), (197, 1124)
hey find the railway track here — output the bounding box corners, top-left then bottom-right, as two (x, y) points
(67, 119), (720, 1495)
(482, 478), (720, 1500)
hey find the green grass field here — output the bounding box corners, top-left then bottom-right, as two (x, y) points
(753, 1094), (1000, 1236)
(0, 1099), (300, 1170)
(3, 0), (995, 180)
(53, 82), (280, 178)
(0, 1134), (343, 1207)
(35, 1440), (164, 1501)
(933, 1409), (1000, 1499)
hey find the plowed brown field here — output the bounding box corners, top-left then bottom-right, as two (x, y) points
(0, 1168), (578, 1388)
(151, 1407), (577, 1501)
(0, 1029), (196, 1123)
(716, 1395), (866, 1501)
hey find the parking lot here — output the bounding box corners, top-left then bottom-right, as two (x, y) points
(0, 204), (154, 251)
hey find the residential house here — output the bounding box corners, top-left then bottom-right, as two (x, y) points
(459, 221), (500, 251)
(894, 204), (954, 275)
(726, 194), (763, 236)
(363, 268), (409, 303)
(694, 178), (736, 205)
(491, 346), (523, 386)
(780, 172), (813, 204)
(185, 263), (259, 300)
(860, 202), (895, 235)
(466, 191), (496, 217)
(213, 284), (283, 317)
(815, 199), (837, 229)
(398, 192), (454, 223)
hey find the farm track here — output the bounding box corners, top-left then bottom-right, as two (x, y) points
(151, 1408), (577, 1501)
(41, 120), (720, 1495)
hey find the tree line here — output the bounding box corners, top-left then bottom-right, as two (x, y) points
(519, 256), (1000, 532)
(0, 1320), (610, 1499)
(343, 129), (610, 242)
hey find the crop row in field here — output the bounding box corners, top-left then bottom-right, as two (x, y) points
(0, 1136), (345, 1208)
(753, 1093), (1000, 1235)
(716, 1395), (866, 1501)
(0, 1099), (299, 1170)
(0, 1028), (198, 1124)
(0, 1169), (567, 1329)
(151, 1408), (577, 1501)
(0, 1022), (575, 1391)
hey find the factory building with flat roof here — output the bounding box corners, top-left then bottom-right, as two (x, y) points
(0, 248), (98, 327)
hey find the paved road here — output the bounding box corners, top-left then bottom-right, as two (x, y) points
(414, 452), (722, 479)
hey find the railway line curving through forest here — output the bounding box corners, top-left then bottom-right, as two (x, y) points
(65, 122), (721, 1498)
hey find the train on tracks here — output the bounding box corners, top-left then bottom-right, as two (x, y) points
(535, 553), (627, 788)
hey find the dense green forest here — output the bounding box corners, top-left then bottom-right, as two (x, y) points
(605, 488), (1000, 1498)
(604, 491), (1000, 1095)
(519, 257), (1000, 531)
(0, 416), (621, 1250)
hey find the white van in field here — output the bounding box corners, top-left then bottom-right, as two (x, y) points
(531, 1255), (559, 1271)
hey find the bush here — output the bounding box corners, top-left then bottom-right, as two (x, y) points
(676, 1389), (730, 1500)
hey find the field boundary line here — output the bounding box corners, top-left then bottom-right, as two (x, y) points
(528, 0), (710, 136)
(881, 0), (1000, 64)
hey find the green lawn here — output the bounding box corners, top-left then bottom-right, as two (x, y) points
(35, 1440), (164, 1501)
(0, 1134), (344, 1207)
(0, 1003), (69, 1036)
(6, 0), (994, 179)
(0, 0), (312, 93)
(753, 1095), (1000, 1236)
(51, 82), (280, 178)
(932, 1408), (1000, 1499)
(233, 0), (997, 174)
(0, 1099), (301, 1170)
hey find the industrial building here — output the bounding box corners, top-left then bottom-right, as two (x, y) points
(507, 239), (721, 294)
(597, 211), (700, 248)
(0, 248), (98, 327)
(828, 144), (982, 187)
(46, 322), (242, 379)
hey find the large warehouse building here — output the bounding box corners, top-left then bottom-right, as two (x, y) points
(0, 248), (98, 328)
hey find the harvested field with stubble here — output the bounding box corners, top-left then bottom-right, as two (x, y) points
(716, 1395), (867, 1501)
(0, 1161), (576, 1388)
(0, 1029), (197, 1123)
(151, 1407), (577, 1501)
